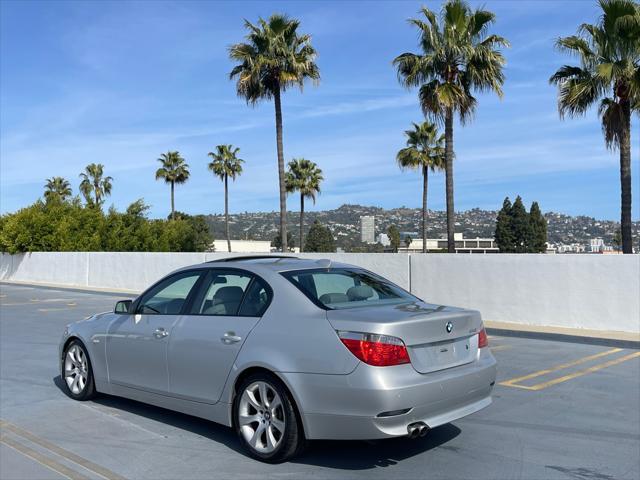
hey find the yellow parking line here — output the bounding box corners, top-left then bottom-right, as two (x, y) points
(525, 351), (640, 390)
(0, 420), (126, 480)
(499, 348), (621, 387)
(500, 349), (640, 391)
(1, 435), (90, 480)
(504, 351), (640, 391)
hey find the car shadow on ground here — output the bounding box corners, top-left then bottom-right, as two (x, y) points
(53, 375), (460, 470)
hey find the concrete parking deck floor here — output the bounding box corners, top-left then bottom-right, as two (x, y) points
(1, 283), (638, 480)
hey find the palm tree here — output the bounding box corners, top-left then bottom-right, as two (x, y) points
(155, 151), (190, 220)
(79, 163), (112, 208)
(208, 145), (244, 253)
(44, 176), (72, 203)
(550, 0), (639, 254)
(229, 14), (320, 252)
(285, 158), (323, 251)
(396, 122), (445, 253)
(393, 0), (508, 252)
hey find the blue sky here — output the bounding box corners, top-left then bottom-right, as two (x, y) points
(1, 0), (638, 220)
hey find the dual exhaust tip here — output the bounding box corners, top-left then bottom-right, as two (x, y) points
(407, 422), (429, 439)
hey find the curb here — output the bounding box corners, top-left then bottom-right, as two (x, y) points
(486, 327), (640, 350)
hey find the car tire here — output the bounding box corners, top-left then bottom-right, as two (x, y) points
(61, 339), (96, 401)
(233, 372), (306, 463)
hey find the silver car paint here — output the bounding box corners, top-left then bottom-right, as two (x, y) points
(60, 258), (496, 440)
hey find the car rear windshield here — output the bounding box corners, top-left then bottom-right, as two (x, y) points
(281, 268), (418, 310)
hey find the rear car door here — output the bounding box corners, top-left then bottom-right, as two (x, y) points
(106, 270), (203, 394)
(167, 269), (272, 404)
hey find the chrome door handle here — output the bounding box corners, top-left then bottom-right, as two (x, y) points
(153, 328), (169, 339)
(221, 331), (242, 344)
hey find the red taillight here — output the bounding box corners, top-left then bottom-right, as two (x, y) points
(338, 331), (410, 367)
(478, 327), (489, 348)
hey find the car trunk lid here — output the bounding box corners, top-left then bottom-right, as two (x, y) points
(326, 301), (482, 374)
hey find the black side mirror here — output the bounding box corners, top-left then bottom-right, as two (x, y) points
(114, 300), (133, 314)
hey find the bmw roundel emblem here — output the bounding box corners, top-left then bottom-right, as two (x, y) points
(446, 321), (453, 333)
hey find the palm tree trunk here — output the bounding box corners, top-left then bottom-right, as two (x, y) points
(422, 165), (428, 254)
(225, 174), (231, 253)
(445, 109), (455, 253)
(620, 100), (632, 254)
(300, 194), (305, 253)
(170, 181), (175, 220)
(274, 86), (288, 252)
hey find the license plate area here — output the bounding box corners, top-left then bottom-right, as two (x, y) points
(409, 335), (476, 374)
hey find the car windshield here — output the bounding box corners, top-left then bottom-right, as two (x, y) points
(282, 268), (418, 309)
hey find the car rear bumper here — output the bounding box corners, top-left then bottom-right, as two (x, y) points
(281, 348), (496, 440)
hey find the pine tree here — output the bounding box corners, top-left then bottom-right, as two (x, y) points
(495, 197), (514, 252)
(304, 220), (336, 252)
(510, 196), (532, 253)
(528, 202), (547, 253)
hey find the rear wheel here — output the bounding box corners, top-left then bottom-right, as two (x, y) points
(233, 373), (305, 463)
(62, 340), (96, 401)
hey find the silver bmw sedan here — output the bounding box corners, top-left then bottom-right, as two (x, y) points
(59, 256), (496, 462)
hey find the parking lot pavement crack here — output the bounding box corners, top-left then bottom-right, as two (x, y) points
(545, 465), (617, 480)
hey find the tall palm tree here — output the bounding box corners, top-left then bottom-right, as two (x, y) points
(79, 163), (112, 208)
(550, 0), (639, 254)
(44, 176), (72, 203)
(208, 145), (244, 253)
(396, 122), (445, 253)
(285, 158), (323, 251)
(393, 0), (508, 252)
(229, 14), (320, 252)
(155, 151), (190, 220)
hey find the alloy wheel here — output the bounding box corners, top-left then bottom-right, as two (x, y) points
(238, 381), (286, 453)
(64, 344), (88, 395)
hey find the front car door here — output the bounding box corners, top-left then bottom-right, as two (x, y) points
(167, 269), (272, 404)
(106, 270), (203, 394)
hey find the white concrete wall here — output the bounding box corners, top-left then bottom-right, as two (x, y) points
(1, 252), (638, 333)
(410, 254), (640, 333)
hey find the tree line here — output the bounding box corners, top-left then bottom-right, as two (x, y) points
(2, 0), (638, 254)
(0, 198), (211, 254)
(494, 197), (548, 253)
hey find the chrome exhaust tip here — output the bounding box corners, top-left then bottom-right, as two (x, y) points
(407, 422), (427, 439)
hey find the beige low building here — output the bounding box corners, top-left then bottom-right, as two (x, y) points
(211, 239), (272, 253)
(398, 233), (499, 253)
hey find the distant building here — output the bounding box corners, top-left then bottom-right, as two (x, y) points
(396, 233), (499, 253)
(589, 238), (605, 253)
(360, 216), (375, 244)
(377, 233), (390, 247)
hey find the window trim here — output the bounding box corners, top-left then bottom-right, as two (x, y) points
(185, 267), (274, 318)
(281, 267), (420, 310)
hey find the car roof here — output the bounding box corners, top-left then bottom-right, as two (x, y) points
(193, 256), (353, 273)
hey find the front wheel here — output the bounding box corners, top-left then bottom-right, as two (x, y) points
(62, 340), (96, 401)
(233, 373), (305, 463)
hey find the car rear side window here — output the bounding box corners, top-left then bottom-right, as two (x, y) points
(188, 270), (273, 317)
(282, 268), (418, 309)
(191, 271), (252, 316)
(238, 278), (272, 317)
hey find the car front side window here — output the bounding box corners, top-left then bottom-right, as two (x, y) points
(137, 271), (202, 315)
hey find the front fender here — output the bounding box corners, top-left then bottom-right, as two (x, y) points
(59, 312), (115, 388)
